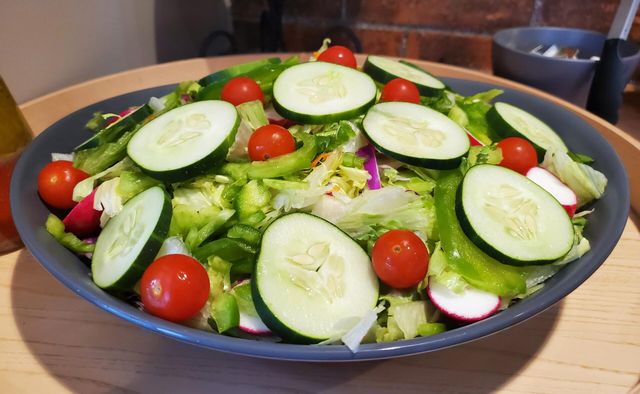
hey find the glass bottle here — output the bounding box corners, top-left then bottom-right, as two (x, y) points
(0, 76), (32, 254)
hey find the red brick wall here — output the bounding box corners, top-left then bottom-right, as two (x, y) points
(231, 0), (640, 72)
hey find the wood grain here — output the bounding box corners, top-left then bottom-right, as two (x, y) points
(1, 55), (638, 393)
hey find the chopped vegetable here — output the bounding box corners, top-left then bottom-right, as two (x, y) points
(45, 214), (95, 254)
(357, 144), (381, 190)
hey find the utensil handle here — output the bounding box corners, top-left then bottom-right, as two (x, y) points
(608, 0), (640, 39)
(586, 39), (628, 124)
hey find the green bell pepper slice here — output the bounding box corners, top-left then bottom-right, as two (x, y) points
(434, 171), (526, 296)
(222, 132), (317, 180)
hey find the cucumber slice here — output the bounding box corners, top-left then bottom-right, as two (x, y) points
(272, 61), (377, 124)
(487, 102), (568, 160)
(456, 164), (574, 265)
(74, 105), (153, 151)
(127, 100), (239, 182)
(362, 102), (470, 169)
(252, 213), (379, 343)
(92, 186), (171, 290)
(198, 57), (281, 86)
(363, 55), (446, 96)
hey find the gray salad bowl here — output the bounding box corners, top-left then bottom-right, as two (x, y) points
(11, 77), (629, 361)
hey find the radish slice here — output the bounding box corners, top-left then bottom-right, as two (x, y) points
(357, 144), (381, 190)
(428, 281), (500, 322)
(526, 167), (578, 217)
(466, 131), (483, 146)
(239, 313), (272, 335)
(232, 280), (273, 336)
(62, 189), (101, 237)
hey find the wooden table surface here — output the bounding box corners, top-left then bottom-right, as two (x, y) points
(1, 54), (638, 394)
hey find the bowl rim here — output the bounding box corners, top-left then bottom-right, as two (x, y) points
(492, 26), (605, 64)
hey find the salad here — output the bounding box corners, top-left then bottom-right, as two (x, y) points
(38, 41), (608, 351)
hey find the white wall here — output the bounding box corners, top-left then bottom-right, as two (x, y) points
(0, 0), (231, 103)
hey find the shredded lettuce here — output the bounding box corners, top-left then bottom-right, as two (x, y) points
(319, 186), (435, 240)
(375, 298), (431, 342)
(272, 150), (343, 211)
(314, 121), (357, 152)
(93, 171), (161, 227)
(389, 301), (429, 340)
(426, 243), (470, 294)
(156, 236), (190, 258)
(541, 148), (607, 206)
(72, 158), (135, 202)
(340, 304), (385, 352)
(380, 165), (436, 194)
(333, 165), (371, 196)
(227, 100), (269, 162)
(421, 90), (456, 114)
(170, 176), (237, 243)
(162, 81), (202, 112)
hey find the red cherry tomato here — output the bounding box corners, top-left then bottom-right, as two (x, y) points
(380, 78), (421, 104)
(221, 76), (264, 106)
(317, 46), (358, 68)
(37, 160), (89, 210)
(497, 137), (538, 175)
(372, 230), (429, 289)
(248, 124), (296, 161)
(140, 254), (210, 322)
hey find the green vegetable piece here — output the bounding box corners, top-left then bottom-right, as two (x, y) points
(227, 224), (262, 246)
(161, 81), (202, 112)
(236, 180), (271, 221)
(230, 258), (256, 276)
(417, 322), (446, 336)
(447, 88), (503, 145)
(434, 171), (526, 296)
(459, 144), (503, 175)
(193, 238), (257, 264)
(231, 281), (262, 319)
(222, 132), (318, 180)
(85, 112), (107, 132)
(45, 214), (95, 254)
(198, 57), (299, 102)
(208, 293), (239, 333)
(342, 152), (365, 168)
(568, 151), (595, 165)
(183, 209), (235, 250)
(314, 121), (356, 152)
(116, 171), (162, 202)
(74, 128), (137, 175)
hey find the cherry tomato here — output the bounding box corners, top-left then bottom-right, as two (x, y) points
(221, 76), (264, 106)
(140, 254), (210, 322)
(248, 124), (296, 161)
(380, 78), (421, 104)
(317, 46), (358, 68)
(37, 161), (89, 210)
(372, 230), (429, 289)
(497, 137), (538, 175)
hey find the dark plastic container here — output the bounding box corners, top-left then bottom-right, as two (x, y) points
(493, 27), (640, 108)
